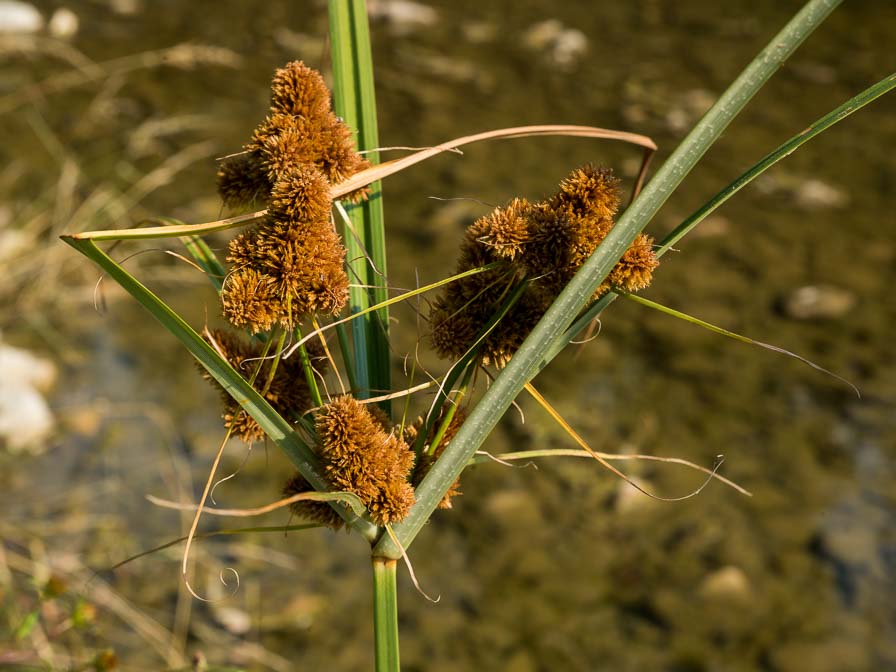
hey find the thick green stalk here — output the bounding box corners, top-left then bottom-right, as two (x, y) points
(372, 558), (400, 672)
(329, 0), (391, 408)
(295, 329), (325, 409)
(375, 0), (842, 559)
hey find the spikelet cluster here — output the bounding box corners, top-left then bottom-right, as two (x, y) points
(287, 396), (417, 528)
(308, 396), (416, 526)
(216, 61), (366, 331)
(407, 409), (467, 509)
(221, 166), (349, 332)
(216, 61), (369, 208)
(430, 165), (660, 365)
(200, 329), (326, 443)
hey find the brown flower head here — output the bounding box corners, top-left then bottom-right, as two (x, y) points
(467, 197), (533, 261)
(270, 61), (332, 119)
(249, 112), (370, 187)
(315, 395), (416, 525)
(428, 298), (479, 362)
(226, 230), (261, 270)
(606, 233), (659, 293)
(549, 164), (621, 220)
(216, 153), (272, 209)
(251, 228), (349, 318)
(312, 121), (371, 185)
(428, 164), (659, 367)
(221, 267), (282, 334)
(269, 164), (333, 226)
(252, 115), (308, 182)
(218, 61), (371, 213)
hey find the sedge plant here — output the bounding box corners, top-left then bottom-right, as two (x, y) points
(61, 0), (894, 668)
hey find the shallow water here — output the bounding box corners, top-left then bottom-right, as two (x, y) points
(1, 1), (894, 670)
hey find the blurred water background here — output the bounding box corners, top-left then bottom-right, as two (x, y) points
(1, 0), (894, 670)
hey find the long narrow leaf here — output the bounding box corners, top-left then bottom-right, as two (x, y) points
(330, 0), (391, 405)
(620, 291), (860, 396)
(60, 236), (379, 542)
(556, 72), (896, 355)
(66, 125), (654, 242)
(374, 0), (842, 559)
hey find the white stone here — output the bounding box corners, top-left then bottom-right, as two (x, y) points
(699, 565), (751, 600)
(784, 284), (856, 320)
(794, 178), (849, 210)
(0, 342), (56, 454)
(0, 1), (42, 33)
(0, 342), (56, 391)
(523, 19), (588, 67)
(0, 383), (53, 453)
(48, 7), (78, 39)
(0, 228), (28, 264)
(368, 0), (437, 32)
(108, 0), (140, 16)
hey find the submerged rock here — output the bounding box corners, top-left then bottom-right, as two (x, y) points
(0, 341), (56, 453)
(523, 19), (588, 68)
(793, 179), (850, 210)
(368, 0), (438, 33)
(699, 565), (751, 600)
(47, 7), (78, 39)
(0, 1), (42, 33)
(782, 284), (856, 320)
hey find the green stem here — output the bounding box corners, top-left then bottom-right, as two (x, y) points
(260, 326), (288, 397)
(374, 0), (842, 560)
(334, 322), (360, 394)
(295, 328), (324, 409)
(425, 367), (473, 457)
(329, 0), (391, 409)
(372, 557), (400, 672)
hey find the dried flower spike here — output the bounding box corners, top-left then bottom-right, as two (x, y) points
(316, 396), (416, 525)
(221, 267), (282, 334)
(270, 61), (332, 119)
(216, 153), (271, 210)
(269, 164), (333, 226)
(429, 164), (659, 367)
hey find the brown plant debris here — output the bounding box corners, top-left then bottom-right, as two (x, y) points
(200, 328), (326, 443)
(430, 164), (659, 366)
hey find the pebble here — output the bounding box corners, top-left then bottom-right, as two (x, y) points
(368, 0), (438, 33)
(48, 7), (78, 39)
(782, 284), (856, 320)
(689, 215), (731, 239)
(0, 1), (42, 33)
(0, 341), (57, 453)
(698, 565), (751, 600)
(522, 19), (588, 68)
(793, 179), (849, 210)
(108, 0), (140, 15)
(614, 476), (656, 514)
